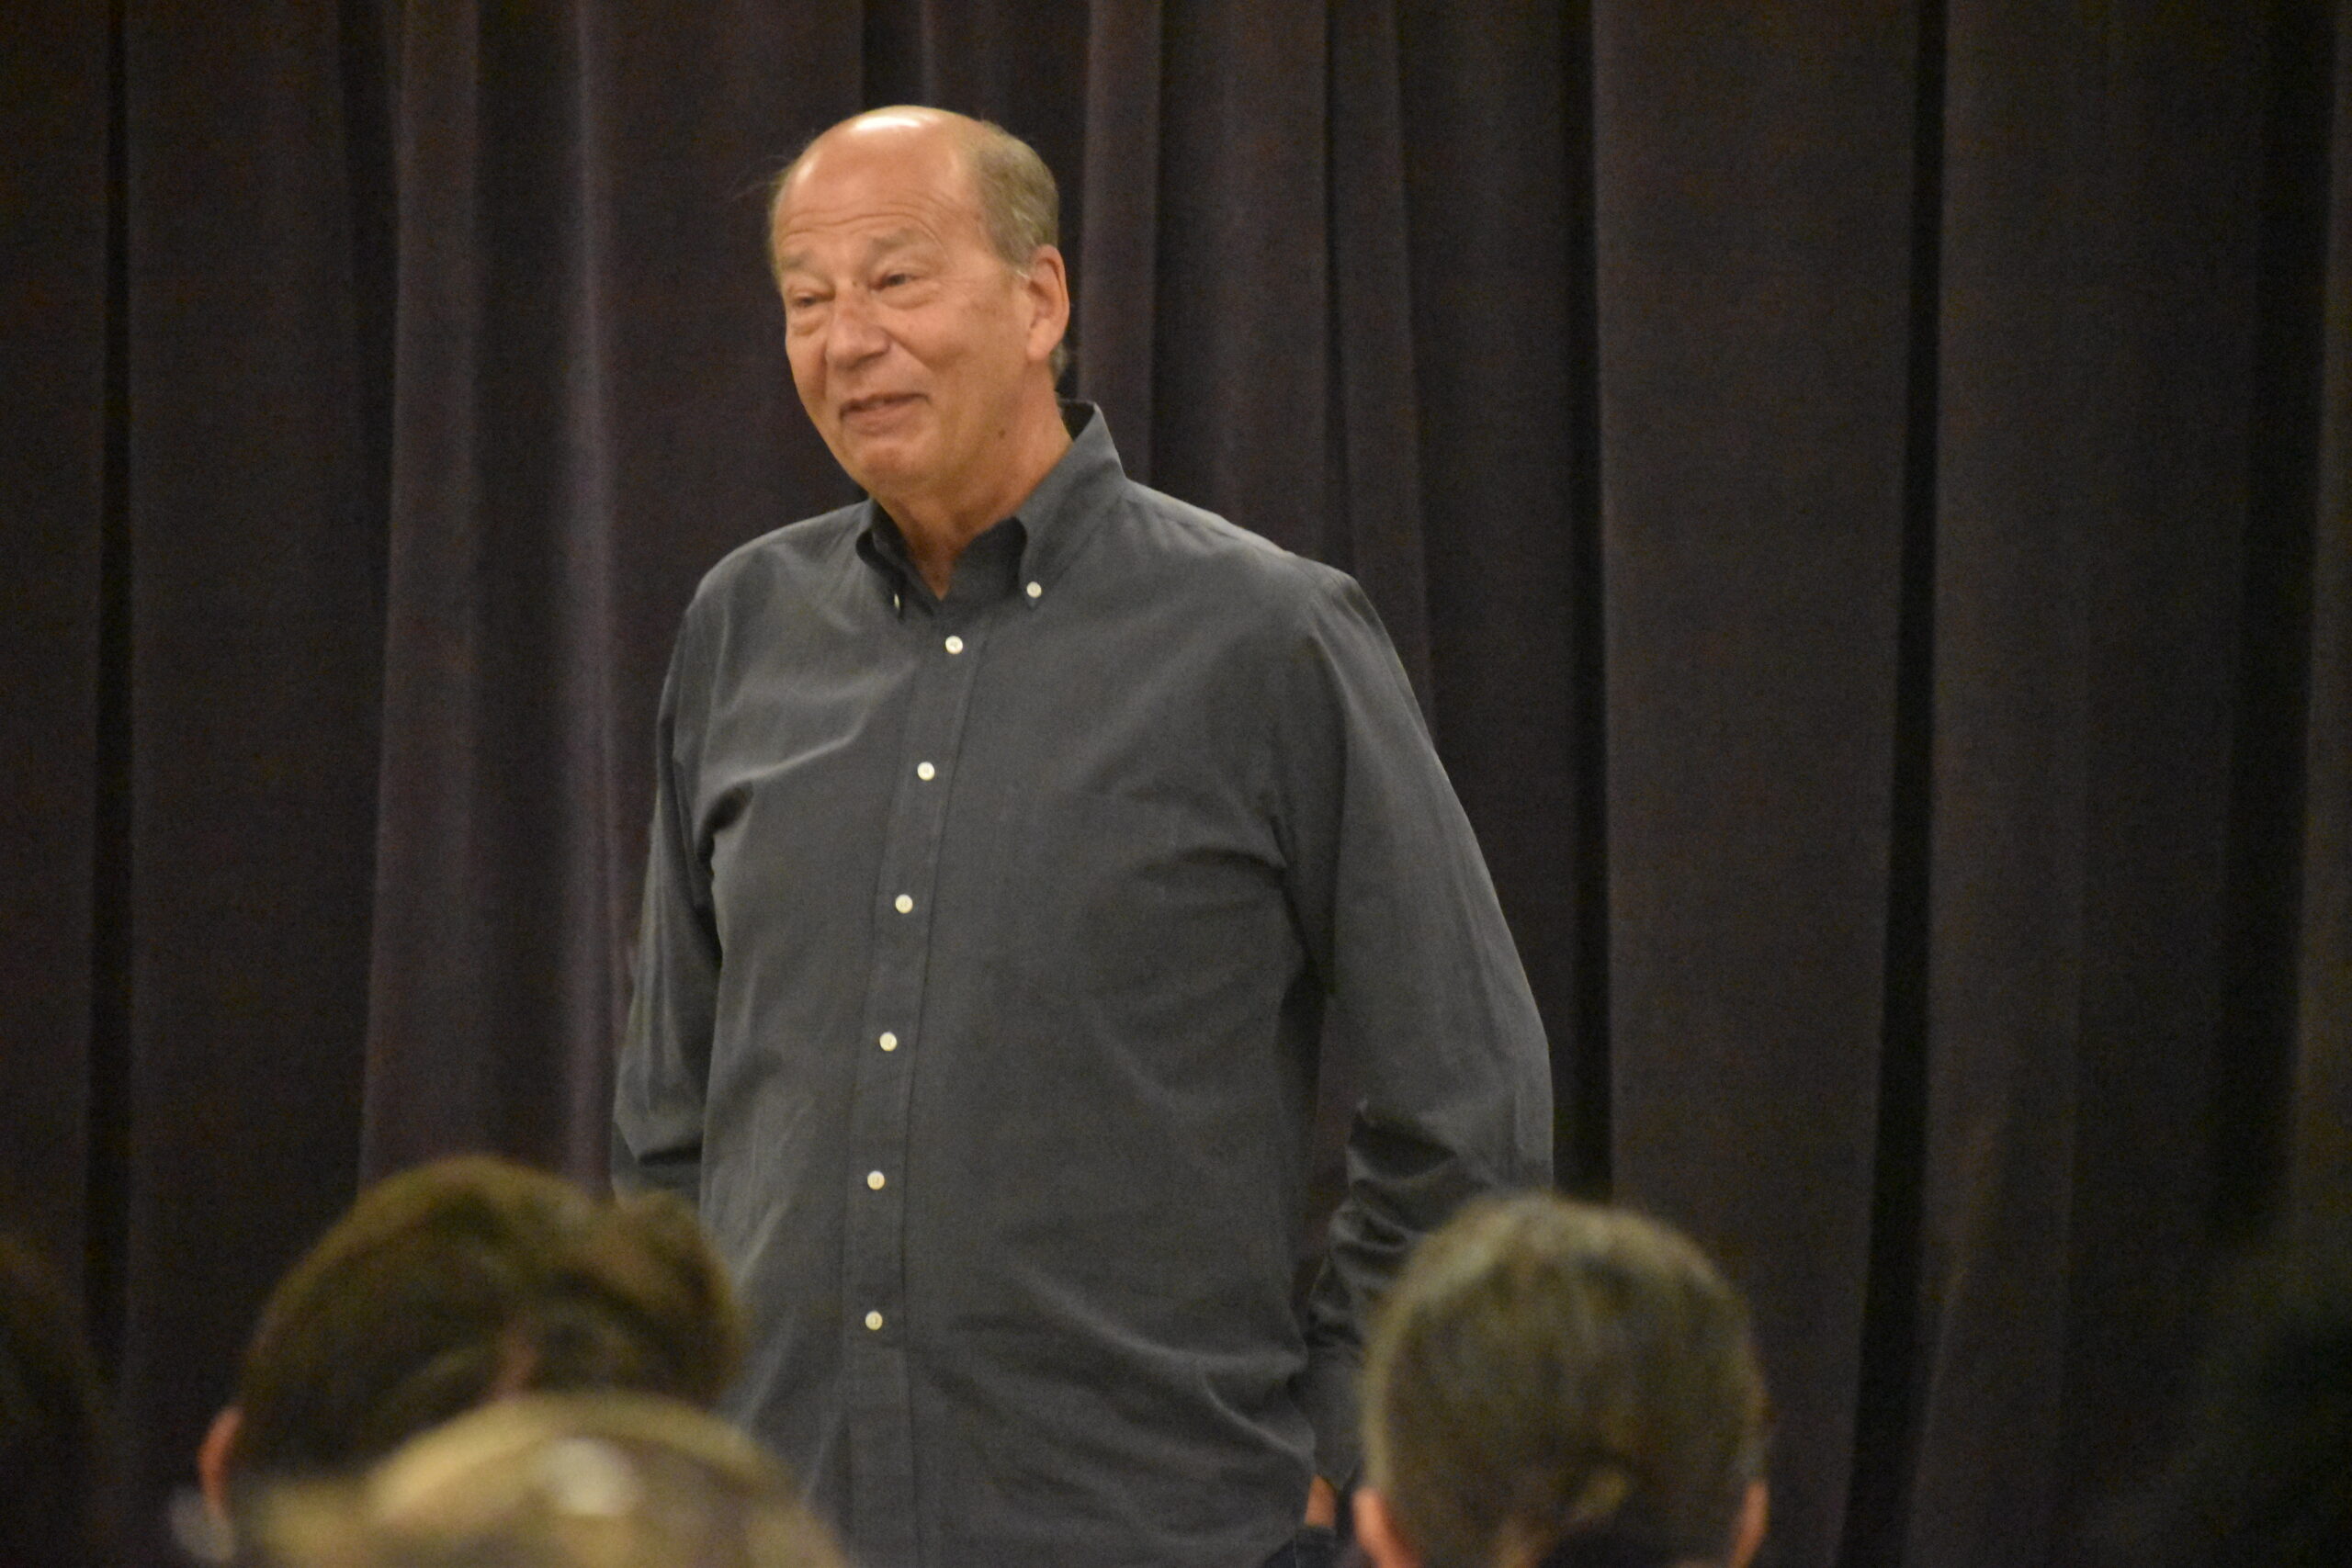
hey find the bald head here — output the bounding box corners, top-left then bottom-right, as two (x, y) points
(771, 108), (1062, 365)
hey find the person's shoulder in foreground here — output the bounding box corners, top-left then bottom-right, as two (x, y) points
(194, 1154), (742, 1557)
(1352, 1191), (1770, 1568)
(249, 1391), (849, 1568)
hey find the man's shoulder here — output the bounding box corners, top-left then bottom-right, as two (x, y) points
(684, 502), (866, 620)
(1107, 480), (1354, 614)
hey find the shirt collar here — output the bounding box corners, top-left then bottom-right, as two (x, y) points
(854, 401), (1125, 613)
(1008, 401), (1125, 595)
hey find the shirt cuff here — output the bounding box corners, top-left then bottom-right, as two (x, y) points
(608, 1135), (700, 1206)
(1299, 1341), (1363, 1488)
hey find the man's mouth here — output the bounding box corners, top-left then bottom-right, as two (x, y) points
(841, 392), (921, 421)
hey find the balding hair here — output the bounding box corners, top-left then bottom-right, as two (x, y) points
(769, 110), (1069, 380)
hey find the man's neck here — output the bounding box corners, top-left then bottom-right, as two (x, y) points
(883, 392), (1072, 598)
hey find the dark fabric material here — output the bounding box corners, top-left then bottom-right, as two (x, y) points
(1269, 1524), (1344, 1568)
(1537, 1533), (1684, 1568)
(5, 6), (389, 1557)
(1592, 10), (1921, 1560)
(613, 406), (1551, 1568)
(0, 0), (108, 1295)
(5, 6), (2348, 1566)
(2299, 7), (2352, 1219)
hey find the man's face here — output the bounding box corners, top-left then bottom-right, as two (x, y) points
(772, 123), (1046, 508)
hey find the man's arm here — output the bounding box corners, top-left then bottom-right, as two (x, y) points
(612, 615), (721, 1203)
(1271, 567), (1555, 1491)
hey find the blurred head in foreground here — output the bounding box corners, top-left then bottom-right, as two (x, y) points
(2109, 1211), (2352, 1568)
(200, 1156), (744, 1546)
(0, 1231), (118, 1567)
(1355, 1194), (1770, 1568)
(252, 1392), (848, 1568)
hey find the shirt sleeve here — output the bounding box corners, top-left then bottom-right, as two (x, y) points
(1269, 566), (1555, 1486)
(611, 602), (722, 1204)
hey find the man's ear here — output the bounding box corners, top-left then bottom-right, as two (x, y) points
(1354, 1486), (1419, 1568)
(1020, 243), (1070, 366)
(1728, 1481), (1769, 1568)
(198, 1405), (241, 1517)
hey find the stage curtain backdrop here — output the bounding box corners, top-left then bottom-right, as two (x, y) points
(3, 3), (2346, 1565)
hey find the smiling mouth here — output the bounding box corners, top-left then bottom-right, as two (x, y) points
(841, 392), (921, 421)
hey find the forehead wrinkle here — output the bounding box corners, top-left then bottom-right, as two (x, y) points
(775, 224), (936, 277)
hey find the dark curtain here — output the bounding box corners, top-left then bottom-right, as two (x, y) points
(4, 5), (2345, 1565)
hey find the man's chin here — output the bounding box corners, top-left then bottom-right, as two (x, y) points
(835, 442), (930, 501)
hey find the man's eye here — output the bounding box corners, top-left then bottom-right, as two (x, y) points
(878, 272), (913, 289)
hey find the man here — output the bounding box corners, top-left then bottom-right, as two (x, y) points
(195, 1156), (743, 1554)
(253, 1393), (848, 1568)
(1352, 1195), (1770, 1568)
(613, 106), (1552, 1568)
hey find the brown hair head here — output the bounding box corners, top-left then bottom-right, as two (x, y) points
(1362, 1194), (1769, 1568)
(228, 1156), (743, 1493)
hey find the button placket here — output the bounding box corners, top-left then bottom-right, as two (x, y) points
(841, 600), (997, 1555)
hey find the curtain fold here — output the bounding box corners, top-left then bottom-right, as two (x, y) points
(1324, 0), (1430, 699)
(4, 4), (2345, 1564)
(1907, 8), (2323, 1562)
(1904, 4), (2105, 1558)
(1592, 6), (1926, 1562)
(1391, 4), (1600, 1188)
(105, 0), (390, 1544)
(2293, 11), (2352, 1217)
(0, 0), (109, 1295)
(1076, 2), (1162, 480)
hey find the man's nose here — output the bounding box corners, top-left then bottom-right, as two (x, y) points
(825, 289), (888, 367)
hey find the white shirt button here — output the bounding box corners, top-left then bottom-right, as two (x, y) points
(944, 635), (964, 654)
(865, 1310), (884, 1331)
(894, 894), (913, 914)
(878, 1032), (899, 1052)
(916, 761), (935, 781)
(1025, 581), (1043, 600)
(866, 1170), (887, 1190)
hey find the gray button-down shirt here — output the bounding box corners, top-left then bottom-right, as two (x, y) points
(614, 406), (1552, 1568)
